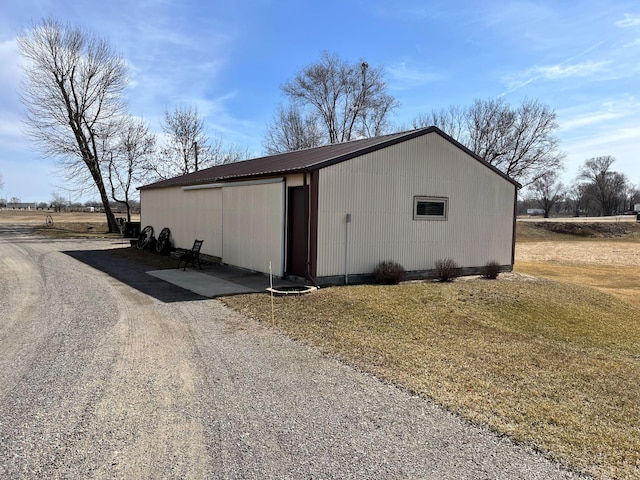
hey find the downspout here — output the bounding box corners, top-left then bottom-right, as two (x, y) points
(303, 171), (320, 288)
(511, 186), (518, 268)
(281, 177), (287, 278)
(344, 213), (351, 284)
(303, 171), (309, 272)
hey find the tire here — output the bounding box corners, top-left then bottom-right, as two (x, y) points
(136, 226), (154, 250)
(155, 228), (171, 253)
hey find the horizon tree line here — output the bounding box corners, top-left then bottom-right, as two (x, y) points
(15, 17), (637, 229)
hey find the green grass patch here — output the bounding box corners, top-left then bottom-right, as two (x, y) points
(223, 279), (640, 479)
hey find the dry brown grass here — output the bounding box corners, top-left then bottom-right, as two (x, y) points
(516, 262), (640, 308)
(0, 209), (139, 239)
(33, 222), (122, 239)
(222, 222), (640, 479)
(516, 222), (640, 308)
(0, 209), (138, 225)
(223, 279), (640, 479)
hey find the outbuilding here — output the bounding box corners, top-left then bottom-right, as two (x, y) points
(139, 127), (520, 283)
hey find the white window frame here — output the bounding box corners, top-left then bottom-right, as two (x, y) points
(413, 196), (448, 220)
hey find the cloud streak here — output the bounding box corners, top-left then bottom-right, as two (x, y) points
(387, 61), (441, 90)
(616, 13), (640, 28)
(500, 40), (607, 96)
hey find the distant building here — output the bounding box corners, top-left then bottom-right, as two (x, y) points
(526, 208), (545, 215)
(7, 202), (38, 210)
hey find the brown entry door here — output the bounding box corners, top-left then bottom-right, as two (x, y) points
(287, 186), (307, 277)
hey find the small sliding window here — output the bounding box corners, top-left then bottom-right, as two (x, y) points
(413, 196), (448, 220)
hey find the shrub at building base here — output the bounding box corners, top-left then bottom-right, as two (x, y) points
(482, 260), (501, 279)
(373, 261), (407, 285)
(434, 258), (460, 282)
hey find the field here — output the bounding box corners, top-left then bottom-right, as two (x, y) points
(516, 220), (640, 307)
(0, 209), (139, 238)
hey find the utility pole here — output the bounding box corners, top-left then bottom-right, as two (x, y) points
(194, 141), (199, 172)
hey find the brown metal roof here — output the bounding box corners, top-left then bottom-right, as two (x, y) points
(139, 126), (521, 190)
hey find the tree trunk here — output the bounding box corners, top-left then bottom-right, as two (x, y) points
(91, 165), (120, 233)
(100, 189), (120, 233)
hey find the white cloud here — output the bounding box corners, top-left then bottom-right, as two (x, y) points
(556, 96), (640, 181)
(0, 115), (24, 145)
(562, 124), (640, 167)
(502, 59), (613, 94)
(532, 61), (611, 79)
(387, 61), (440, 90)
(558, 111), (622, 131)
(557, 97), (640, 131)
(616, 13), (640, 28)
(0, 39), (21, 99)
(370, 1), (444, 21)
(482, 1), (554, 27)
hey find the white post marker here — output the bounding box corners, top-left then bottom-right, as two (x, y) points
(269, 261), (274, 325)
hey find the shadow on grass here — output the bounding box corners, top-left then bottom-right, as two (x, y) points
(64, 249), (206, 303)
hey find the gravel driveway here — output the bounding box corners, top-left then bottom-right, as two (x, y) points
(0, 225), (585, 479)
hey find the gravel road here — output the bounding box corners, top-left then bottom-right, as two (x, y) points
(0, 225), (586, 479)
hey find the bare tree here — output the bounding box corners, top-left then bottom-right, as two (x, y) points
(413, 98), (564, 186)
(18, 18), (127, 232)
(0, 172), (4, 192)
(269, 52), (399, 151)
(578, 156), (628, 216)
(565, 182), (591, 217)
(158, 104), (208, 178)
(263, 104), (324, 154)
(623, 184), (640, 212)
(107, 117), (156, 222)
(531, 172), (565, 218)
(207, 136), (252, 166)
(153, 104), (249, 179)
(412, 105), (466, 141)
(50, 192), (67, 212)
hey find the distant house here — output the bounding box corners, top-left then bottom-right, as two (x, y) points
(526, 208), (546, 215)
(7, 202), (38, 210)
(139, 127), (520, 283)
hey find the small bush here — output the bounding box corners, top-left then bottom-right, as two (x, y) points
(434, 258), (460, 282)
(373, 261), (406, 285)
(482, 261), (501, 279)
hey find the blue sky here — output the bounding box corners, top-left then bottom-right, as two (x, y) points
(1, 0), (639, 202)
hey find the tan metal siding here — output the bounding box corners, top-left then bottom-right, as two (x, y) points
(222, 182), (285, 276)
(286, 174), (305, 187)
(316, 132), (516, 277)
(140, 186), (223, 257)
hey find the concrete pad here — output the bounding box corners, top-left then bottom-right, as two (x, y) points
(147, 269), (259, 297)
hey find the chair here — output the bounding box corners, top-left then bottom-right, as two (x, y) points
(178, 239), (204, 270)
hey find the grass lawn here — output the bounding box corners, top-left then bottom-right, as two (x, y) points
(223, 225), (640, 479)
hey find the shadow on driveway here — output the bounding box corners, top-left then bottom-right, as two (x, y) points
(64, 249), (207, 303)
(63, 249), (298, 303)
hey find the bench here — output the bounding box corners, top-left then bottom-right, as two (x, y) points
(178, 239), (204, 271)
